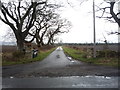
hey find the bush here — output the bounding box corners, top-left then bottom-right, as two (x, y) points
(97, 50), (118, 58)
(82, 53), (87, 58)
(12, 51), (25, 58)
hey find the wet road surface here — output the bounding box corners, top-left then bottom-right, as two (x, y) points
(2, 46), (119, 88)
(2, 47), (82, 77)
(2, 76), (119, 88)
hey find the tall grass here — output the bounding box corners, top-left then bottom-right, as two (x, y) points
(63, 46), (118, 67)
(63, 46), (87, 60)
(3, 47), (56, 66)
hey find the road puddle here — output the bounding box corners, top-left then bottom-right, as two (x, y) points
(10, 76), (14, 79)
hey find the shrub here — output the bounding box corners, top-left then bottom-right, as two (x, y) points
(97, 50), (118, 58)
(12, 51), (24, 58)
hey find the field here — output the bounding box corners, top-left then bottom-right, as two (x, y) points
(63, 44), (119, 67)
(2, 45), (56, 66)
(65, 43), (118, 52)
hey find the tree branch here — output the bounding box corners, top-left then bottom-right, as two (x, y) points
(110, 2), (120, 27)
(17, 1), (21, 21)
(2, 4), (19, 25)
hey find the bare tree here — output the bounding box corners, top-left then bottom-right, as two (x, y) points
(46, 17), (72, 45)
(67, 0), (120, 34)
(27, 3), (61, 47)
(0, 0), (46, 51)
(96, 0), (120, 35)
(28, 3), (72, 47)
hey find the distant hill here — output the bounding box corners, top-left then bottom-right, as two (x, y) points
(0, 41), (16, 45)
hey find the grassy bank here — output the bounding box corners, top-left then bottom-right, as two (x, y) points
(63, 46), (118, 67)
(3, 47), (56, 66)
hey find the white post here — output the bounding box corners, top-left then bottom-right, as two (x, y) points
(93, 0), (96, 58)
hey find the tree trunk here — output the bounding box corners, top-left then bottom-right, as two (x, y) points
(17, 39), (24, 51)
(15, 32), (25, 51)
(47, 35), (53, 45)
(36, 37), (40, 47)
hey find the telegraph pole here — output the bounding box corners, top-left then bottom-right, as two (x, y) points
(118, 1), (120, 43)
(93, 0), (96, 58)
(118, 1), (120, 55)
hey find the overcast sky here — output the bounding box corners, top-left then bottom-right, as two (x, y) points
(0, 0), (119, 43)
(58, 0), (118, 43)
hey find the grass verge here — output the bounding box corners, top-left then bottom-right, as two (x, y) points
(3, 47), (56, 66)
(63, 46), (119, 67)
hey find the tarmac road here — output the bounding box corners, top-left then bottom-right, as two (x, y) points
(2, 46), (119, 88)
(2, 46), (118, 77)
(2, 46), (81, 77)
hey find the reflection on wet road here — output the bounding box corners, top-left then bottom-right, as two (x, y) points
(3, 76), (118, 88)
